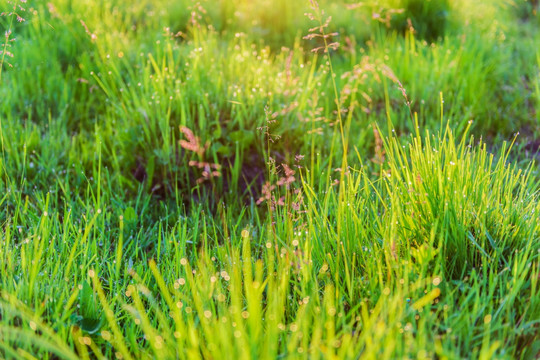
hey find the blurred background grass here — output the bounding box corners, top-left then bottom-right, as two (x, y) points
(1, 0), (538, 208)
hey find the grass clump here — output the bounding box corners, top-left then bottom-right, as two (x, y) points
(1, 128), (538, 359)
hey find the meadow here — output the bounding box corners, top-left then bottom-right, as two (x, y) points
(0, 0), (539, 358)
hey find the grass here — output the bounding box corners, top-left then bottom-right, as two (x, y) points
(0, 0), (539, 358)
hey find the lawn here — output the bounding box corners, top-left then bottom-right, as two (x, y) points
(0, 0), (539, 359)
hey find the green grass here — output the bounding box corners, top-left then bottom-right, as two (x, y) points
(0, 0), (539, 359)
